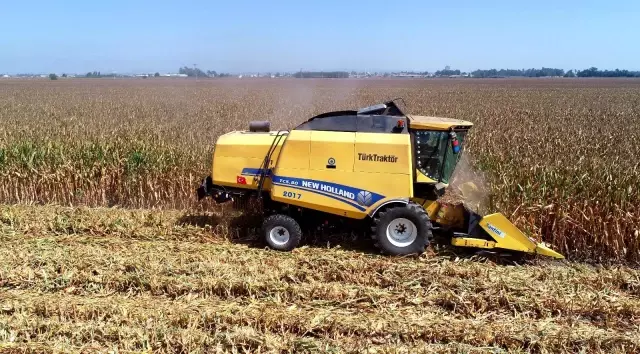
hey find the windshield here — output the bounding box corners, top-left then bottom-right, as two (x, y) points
(414, 130), (467, 183)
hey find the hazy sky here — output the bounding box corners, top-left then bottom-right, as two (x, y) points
(1, 0), (638, 74)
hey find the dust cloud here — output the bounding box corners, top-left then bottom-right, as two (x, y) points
(438, 152), (491, 215)
(266, 79), (364, 129)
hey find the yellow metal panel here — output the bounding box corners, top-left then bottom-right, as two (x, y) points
(412, 198), (440, 220)
(479, 213), (537, 252)
(275, 130), (310, 170)
(451, 237), (497, 249)
(309, 131), (355, 171)
(210, 128), (421, 221)
(354, 133), (412, 174)
(416, 170), (439, 184)
(451, 235), (564, 258)
(534, 244), (565, 259)
(215, 131), (286, 158)
(211, 131), (291, 190)
(425, 200), (440, 220)
(212, 156), (264, 189)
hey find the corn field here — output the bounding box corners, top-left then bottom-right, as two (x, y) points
(0, 78), (639, 264)
(1, 78), (639, 352)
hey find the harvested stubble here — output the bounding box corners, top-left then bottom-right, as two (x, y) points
(0, 78), (639, 263)
(1, 204), (639, 353)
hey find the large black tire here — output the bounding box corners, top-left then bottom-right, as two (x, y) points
(372, 203), (433, 255)
(262, 214), (303, 251)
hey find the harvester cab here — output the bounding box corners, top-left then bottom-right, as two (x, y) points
(198, 99), (563, 259)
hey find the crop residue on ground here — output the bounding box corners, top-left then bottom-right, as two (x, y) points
(0, 204), (638, 353)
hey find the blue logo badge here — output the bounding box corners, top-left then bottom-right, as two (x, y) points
(356, 191), (373, 206)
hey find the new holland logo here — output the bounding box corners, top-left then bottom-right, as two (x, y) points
(356, 191), (373, 206)
(358, 153), (398, 163)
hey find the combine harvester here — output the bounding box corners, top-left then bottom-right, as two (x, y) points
(197, 100), (563, 259)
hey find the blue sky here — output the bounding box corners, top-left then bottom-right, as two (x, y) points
(1, 1), (638, 74)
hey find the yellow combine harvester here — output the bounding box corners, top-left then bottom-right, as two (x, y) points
(197, 100), (563, 259)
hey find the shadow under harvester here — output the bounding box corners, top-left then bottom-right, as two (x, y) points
(176, 209), (381, 254)
(176, 209), (536, 264)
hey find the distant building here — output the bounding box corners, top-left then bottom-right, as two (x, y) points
(1, 74), (9, 78)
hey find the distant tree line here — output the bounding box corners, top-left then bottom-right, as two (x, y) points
(467, 67), (640, 78)
(86, 71), (105, 78)
(85, 71), (118, 78)
(575, 67), (640, 77)
(396, 71), (430, 75)
(178, 67), (233, 77)
(435, 68), (461, 76)
(178, 66), (207, 77)
(294, 71), (349, 78)
(470, 68), (565, 78)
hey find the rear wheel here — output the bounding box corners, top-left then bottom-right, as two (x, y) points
(372, 203), (432, 255)
(263, 214), (302, 251)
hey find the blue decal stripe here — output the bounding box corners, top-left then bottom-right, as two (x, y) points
(273, 180), (359, 204)
(240, 168), (387, 211)
(272, 176), (384, 205)
(273, 182), (367, 211)
(274, 182), (367, 211)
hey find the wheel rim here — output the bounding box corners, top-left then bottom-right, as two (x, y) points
(386, 218), (417, 247)
(269, 226), (290, 246)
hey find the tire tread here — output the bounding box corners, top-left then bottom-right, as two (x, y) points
(371, 202), (433, 255)
(263, 214), (302, 251)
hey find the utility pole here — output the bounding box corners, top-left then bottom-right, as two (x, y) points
(194, 63), (198, 81)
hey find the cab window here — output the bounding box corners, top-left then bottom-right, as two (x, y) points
(295, 116), (357, 132)
(357, 115), (408, 133)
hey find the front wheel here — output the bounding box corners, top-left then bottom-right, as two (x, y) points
(262, 214), (302, 251)
(372, 203), (433, 255)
